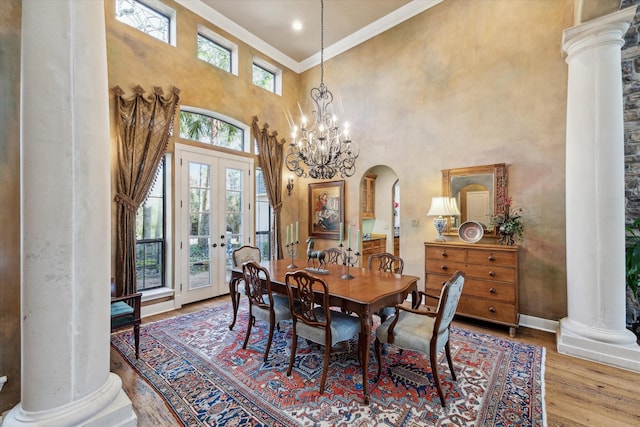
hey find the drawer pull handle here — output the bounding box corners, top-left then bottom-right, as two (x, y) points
(441, 265), (448, 271)
(441, 251), (447, 257)
(489, 287), (496, 293)
(488, 306), (496, 313)
(489, 270), (496, 277)
(488, 255), (495, 261)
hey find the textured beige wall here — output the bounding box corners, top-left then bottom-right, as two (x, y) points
(297, 0), (574, 320)
(0, 0), (22, 413)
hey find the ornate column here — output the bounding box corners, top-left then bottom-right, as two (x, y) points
(3, 0), (136, 425)
(558, 6), (640, 371)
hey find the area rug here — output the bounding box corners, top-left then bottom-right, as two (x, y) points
(111, 301), (546, 426)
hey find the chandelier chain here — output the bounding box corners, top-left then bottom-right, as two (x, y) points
(320, 0), (324, 84)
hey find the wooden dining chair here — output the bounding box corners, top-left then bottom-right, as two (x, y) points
(229, 245), (261, 330)
(110, 278), (142, 359)
(284, 270), (360, 394)
(242, 261), (292, 362)
(324, 247), (343, 265)
(374, 270), (465, 407)
(367, 252), (405, 321)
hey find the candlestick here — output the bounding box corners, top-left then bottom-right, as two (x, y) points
(339, 222), (343, 245)
(296, 221), (299, 242)
(286, 225), (289, 245)
(348, 226), (351, 249)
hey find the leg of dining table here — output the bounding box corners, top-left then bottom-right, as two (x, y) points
(359, 308), (373, 405)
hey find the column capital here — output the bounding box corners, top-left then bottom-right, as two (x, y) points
(562, 6), (636, 59)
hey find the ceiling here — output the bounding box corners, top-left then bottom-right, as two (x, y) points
(176, 0), (442, 73)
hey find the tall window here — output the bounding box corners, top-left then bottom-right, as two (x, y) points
(255, 168), (272, 260)
(136, 159), (165, 291)
(180, 110), (245, 151)
(115, 0), (175, 46)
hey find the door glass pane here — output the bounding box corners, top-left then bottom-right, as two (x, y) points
(189, 161), (211, 290)
(225, 167), (244, 280)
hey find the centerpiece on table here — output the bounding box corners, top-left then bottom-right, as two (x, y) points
(489, 196), (524, 245)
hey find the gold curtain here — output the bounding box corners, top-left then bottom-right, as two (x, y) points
(112, 85), (180, 296)
(252, 117), (286, 259)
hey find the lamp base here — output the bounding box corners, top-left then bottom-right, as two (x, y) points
(433, 216), (448, 242)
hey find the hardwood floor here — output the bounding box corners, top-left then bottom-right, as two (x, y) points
(111, 296), (640, 426)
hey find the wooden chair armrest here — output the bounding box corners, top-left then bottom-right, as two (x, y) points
(111, 292), (142, 303)
(395, 304), (437, 317)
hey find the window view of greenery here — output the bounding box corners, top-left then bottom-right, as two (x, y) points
(136, 159), (165, 291)
(252, 63), (276, 92)
(255, 168), (272, 260)
(197, 34), (231, 72)
(115, 0), (170, 43)
(189, 162), (212, 288)
(180, 111), (244, 151)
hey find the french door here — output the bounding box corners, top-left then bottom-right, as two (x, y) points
(175, 143), (253, 306)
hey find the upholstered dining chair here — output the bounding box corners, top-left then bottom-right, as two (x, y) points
(110, 278), (142, 359)
(229, 245), (261, 330)
(242, 261), (292, 362)
(374, 270), (465, 407)
(284, 270), (361, 394)
(367, 252), (405, 321)
(324, 247), (343, 265)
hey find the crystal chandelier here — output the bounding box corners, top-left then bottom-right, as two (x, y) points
(285, 0), (359, 180)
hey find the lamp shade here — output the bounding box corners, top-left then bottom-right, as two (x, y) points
(427, 196), (459, 217)
(448, 197), (461, 216)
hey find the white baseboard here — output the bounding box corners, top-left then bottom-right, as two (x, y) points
(519, 314), (559, 333)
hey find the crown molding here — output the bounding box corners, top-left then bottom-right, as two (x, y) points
(176, 0), (442, 74)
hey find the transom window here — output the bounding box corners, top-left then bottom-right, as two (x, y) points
(197, 34), (231, 72)
(115, 0), (176, 46)
(179, 109), (247, 152)
(252, 57), (282, 95)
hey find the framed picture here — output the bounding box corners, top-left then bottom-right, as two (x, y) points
(308, 180), (344, 239)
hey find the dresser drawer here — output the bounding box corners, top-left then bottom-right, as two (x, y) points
(458, 296), (518, 325)
(462, 278), (516, 303)
(425, 246), (466, 263)
(463, 264), (516, 283)
(425, 258), (466, 276)
(467, 249), (516, 266)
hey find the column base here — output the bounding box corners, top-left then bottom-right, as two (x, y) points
(557, 317), (640, 372)
(2, 373), (136, 427)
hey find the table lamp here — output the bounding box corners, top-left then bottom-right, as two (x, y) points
(427, 196), (460, 242)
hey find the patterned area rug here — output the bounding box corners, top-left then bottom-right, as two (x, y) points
(111, 301), (546, 426)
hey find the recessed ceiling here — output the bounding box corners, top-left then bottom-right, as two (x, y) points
(177, 0), (442, 72)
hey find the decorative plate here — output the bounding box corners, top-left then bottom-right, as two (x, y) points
(458, 221), (484, 243)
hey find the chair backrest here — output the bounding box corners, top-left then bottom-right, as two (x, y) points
(433, 271), (465, 336)
(285, 270), (331, 332)
(324, 248), (343, 265)
(233, 245), (261, 267)
(242, 261), (274, 309)
(367, 252), (404, 274)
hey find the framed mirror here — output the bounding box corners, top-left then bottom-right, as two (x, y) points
(442, 163), (507, 236)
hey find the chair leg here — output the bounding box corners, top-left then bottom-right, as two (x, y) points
(444, 340), (456, 381)
(264, 320), (275, 362)
(287, 333), (298, 376)
(319, 344), (330, 394)
(229, 278), (240, 330)
(242, 314), (254, 350)
(430, 351), (447, 407)
(374, 338), (383, 381)
(133, 322), (140, 359)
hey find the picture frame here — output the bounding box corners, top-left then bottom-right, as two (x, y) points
(308, 180), (344, 239)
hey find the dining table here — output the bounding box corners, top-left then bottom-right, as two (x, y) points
(228, 257), (419, 404)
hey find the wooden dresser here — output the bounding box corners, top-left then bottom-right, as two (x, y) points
(361, 236), (386, 265)
(424, 241), (519, 336)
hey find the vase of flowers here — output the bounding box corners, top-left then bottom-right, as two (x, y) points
(489, 196), (524, 245)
